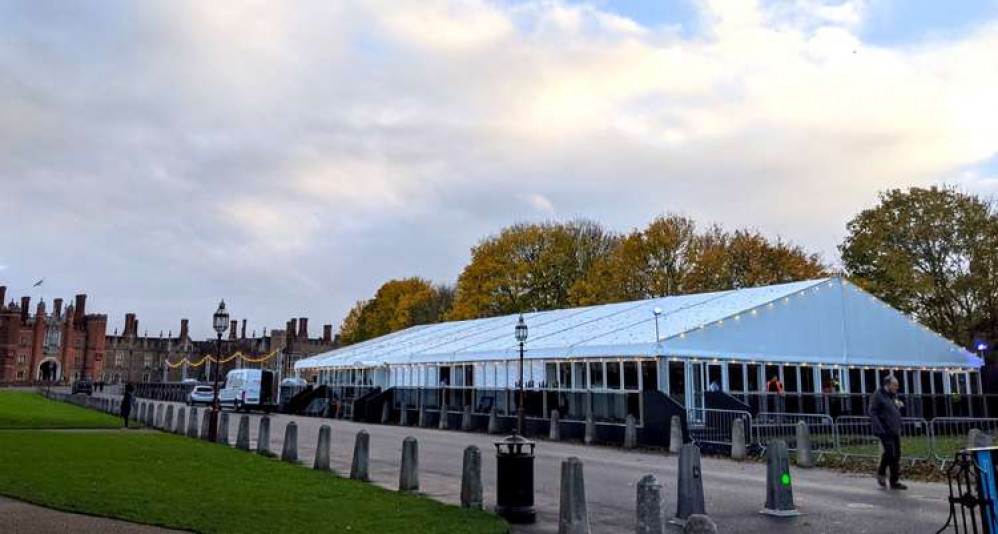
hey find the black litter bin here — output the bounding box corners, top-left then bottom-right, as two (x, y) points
(494, 435), (536, 523)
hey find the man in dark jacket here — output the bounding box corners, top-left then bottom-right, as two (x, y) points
(120, 384), (134, 429)
(868, 375), (907, 489)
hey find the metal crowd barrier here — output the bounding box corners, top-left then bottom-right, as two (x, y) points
(929, 417), (998, 463)
(688, 408), (752, 447)
(754, 412), (836, 452)
(834, 416), (932, 461)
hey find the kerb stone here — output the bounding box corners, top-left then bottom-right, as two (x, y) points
(256, 416), (271, 456)
(683, 514), (718, 534)
(558, 457), (590, 534)
(796, 421), (813, 468)
(636, 474), (663, 534)
(314, 425), (331, 471)
(281, 421), (298, 463)
(672, 443), (706, 525)
(731, 418), (746, 461)
(669, 416), (683, 454)
(235, 415), (251, 451)
(187, 407), (199, 438)
(350, 430), (370, 481)
(399, 436), (419, 492)
(461, 405), (474, 431)
(460, 445), (483, 510)
(624, 414), (637, 449)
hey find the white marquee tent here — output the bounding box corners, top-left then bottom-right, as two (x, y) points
(297, 278), (977, 376)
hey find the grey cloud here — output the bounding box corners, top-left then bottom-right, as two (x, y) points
(2, 1), (996, 337)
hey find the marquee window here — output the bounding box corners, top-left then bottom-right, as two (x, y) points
(589, 362), (604, 389)
(623, 361), (639, 390)
(607, 361), (621, 390)
(559, 363), (573, 389)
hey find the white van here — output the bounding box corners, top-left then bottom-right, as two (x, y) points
(219, 369), (276, 412)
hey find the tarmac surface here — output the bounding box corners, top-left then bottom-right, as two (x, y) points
(119, 396), (956, 534)
(0, 496), (186, 534)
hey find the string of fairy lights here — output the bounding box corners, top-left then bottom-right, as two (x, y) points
(164, 350), (278, 369)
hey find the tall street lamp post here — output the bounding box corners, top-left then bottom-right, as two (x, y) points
(653, 307), (662, 342)
(515, 314), (528, 436)
(208, 299), (229, 442)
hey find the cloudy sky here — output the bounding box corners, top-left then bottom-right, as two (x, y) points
(2, 0), (997, 339)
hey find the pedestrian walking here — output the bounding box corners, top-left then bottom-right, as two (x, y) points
(120, 384), (134, 429)
(869, 375), (907, 490)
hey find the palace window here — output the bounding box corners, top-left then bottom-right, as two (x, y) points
(16, 370), (25, 380)
(17, 354), (26, 364)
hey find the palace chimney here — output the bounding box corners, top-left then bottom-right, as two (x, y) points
(20, 296), (30, 323)
(0, 286), (5, 307)
(53, 298), (63, 318)
(124, 313), (137, 337)
(74, 294), (87, 323)
(323, 325), (332, 343)
(179, 319), (189, 341)
(298, 317), (308, 339)
(229, 320), (237, 340)
(241, 319), (247, 339)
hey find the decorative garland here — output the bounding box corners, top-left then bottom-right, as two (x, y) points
(164, 350), (279, 369)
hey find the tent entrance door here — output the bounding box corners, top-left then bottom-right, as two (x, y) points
(685, 360), (706, 425)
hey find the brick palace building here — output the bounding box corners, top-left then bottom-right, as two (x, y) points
(0, 286), (107, 384)
(0, 285), (338, 385)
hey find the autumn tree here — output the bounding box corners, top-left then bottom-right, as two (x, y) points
(448, 220), (618, 319)
(569, 215), (698, 304)
(569, 215), (827, 305)
(338, 278), (454, 345)
(840, 186), (998, 347)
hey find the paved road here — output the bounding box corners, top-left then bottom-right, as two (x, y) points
(125, 397), (953, 534)
(0, 496), (186, 534)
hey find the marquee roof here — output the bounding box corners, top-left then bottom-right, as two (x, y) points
(296, 278), (979, 371)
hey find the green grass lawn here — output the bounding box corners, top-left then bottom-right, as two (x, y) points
(0, 431), (507, 534)
(0, 391), (507, 534)
(0, 391), (120, 429)
(829, 434), (971, 461)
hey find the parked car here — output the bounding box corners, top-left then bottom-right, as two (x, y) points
(220, 369), (276, 412)
(187, 385), (215, 406)
(72, 380), (94, 396)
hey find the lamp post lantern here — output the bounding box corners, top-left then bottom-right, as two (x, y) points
(515, 314), (528, 436)
(208, 299), (229, 441)
(975, 341), (989, 364)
